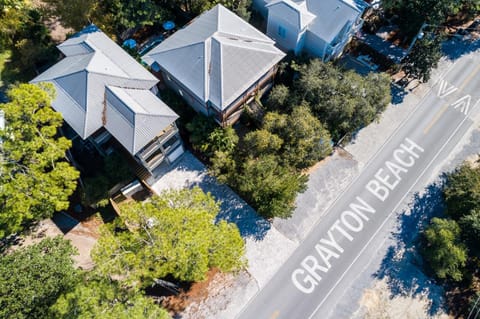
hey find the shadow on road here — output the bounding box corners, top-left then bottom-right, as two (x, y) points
(442, 38), (480, 61)
(374, 182), (447, 316)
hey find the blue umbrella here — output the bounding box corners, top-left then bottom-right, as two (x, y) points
(122, 38), (137, 49)
(163, 21), (175, 31)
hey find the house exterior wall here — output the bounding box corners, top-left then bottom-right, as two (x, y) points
(161, 64), (278, 127)
(161, 70), (208, 115)
(220, 65), (277, 126)
(253, 0), (270, 16)
(135, 123), (184, 172)
(304, 31), (328, 60)
(266, 10), (304, 53)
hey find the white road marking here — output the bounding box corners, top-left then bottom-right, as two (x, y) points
(451, 94), (472, 115)
(235, 58), (461, 319)
(308, 100), (480, 319)
(437, 79), (457, 98)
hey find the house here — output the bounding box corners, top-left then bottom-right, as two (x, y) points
(31, 25), (184, 174)
(254, 0), (369, 61)
(142, 5), (286, 126)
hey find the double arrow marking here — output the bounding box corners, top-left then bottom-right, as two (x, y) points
(451, 95), (472, 115)
(437, 79), (458, 98)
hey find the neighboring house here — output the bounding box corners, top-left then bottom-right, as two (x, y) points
(31, 25), (184, 174)
(254, 0), (369, 61)
(142, 4), (286, 126)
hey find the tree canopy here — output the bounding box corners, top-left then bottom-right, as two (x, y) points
(422, 217), (467, 282)
(0, 237), (79, 319)
(261, 106), (332, 169)
(404, 36), (442, 82)
(382, 0), (480, 39)
(51, 278), (170, 319)
(292, 59), (391, 140)
(92, 187), (245, 284)
(443, 164), (480, 220)
(236, 155), (308, 219)
(0, 83), (79, 237)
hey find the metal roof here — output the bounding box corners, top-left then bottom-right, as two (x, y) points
(265, 0), (368, 43)
(142, 4), (286, 111)
(266, 0), (316, 30)
(31, 26), (179, 155)
(105, 86), (179, 154)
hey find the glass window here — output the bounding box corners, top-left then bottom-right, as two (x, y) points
(162, 134), (179, 150)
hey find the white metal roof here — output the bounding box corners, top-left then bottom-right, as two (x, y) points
(105, 86), (179, 154)
(142, 4), (286, 111)
(265, 0), (368, 43)
(31, 25), (179, 155)
(266, 0), (316, 30)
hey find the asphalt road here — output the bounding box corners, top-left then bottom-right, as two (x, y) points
(237, 52), (480, 319)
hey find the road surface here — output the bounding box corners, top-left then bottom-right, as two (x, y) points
(237, 52), (480, 319)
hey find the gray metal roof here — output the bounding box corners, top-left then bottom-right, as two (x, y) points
(265, 0), (368, 43)
(105, 86), (179, 154)
(142, 4), (286, 111)
(266, 0), (316, 30)
(31, 26), (179, 155)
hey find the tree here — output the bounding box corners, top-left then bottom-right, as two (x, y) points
(186, 114), (217, 151)
(267, 84), (290, 110)
(0, 0), (28, 48)
(174, 0), (252, 20)
(92, 187), (245, 284)
(209, 150), (236, 184)
(404, 36), (442, 82)
(203, 126), (239, 157)
(51, 279), (170, 319)
(0, 83), (79, 237)
(101, 0), (171, 36)
(295, 60), (391, 140)
(236, 155), (308, 219)
(459, 209), (480, 257)
(443, 163), (480, 220)
(381, 0), (480, 40)
(243, 129), (283, 158)
(263, 106), (332, 169)
(422, 217), (467, 281)
(40, 0), (96, 31)
(0, 237), (79, 319)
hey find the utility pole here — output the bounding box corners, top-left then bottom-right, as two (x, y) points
(403, 22), (428, 60)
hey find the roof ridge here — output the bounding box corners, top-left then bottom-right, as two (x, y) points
(214, 31), (275, 45)
(147, 40), (207, 57)
(219, 38), (285, 55)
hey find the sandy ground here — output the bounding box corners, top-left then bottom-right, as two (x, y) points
(17, 214), (98, 270)
(353, 279), (451, 319)
(156, 50), (479, 318)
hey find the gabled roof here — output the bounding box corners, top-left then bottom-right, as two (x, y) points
(265, 0), (368, 43)
(266, 0), (315, 30)
(31, 26), (178, 155)
(304, 0), (369, 43)
(142, 4), (286, 111)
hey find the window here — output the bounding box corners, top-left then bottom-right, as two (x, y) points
(278, 25), (286, 39)
(162, 134), (179, 151)
(178, 89), (183, 96)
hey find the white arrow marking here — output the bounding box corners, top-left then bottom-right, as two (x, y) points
(451, 94), (471, 115)
(437, 79), (458, 98)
